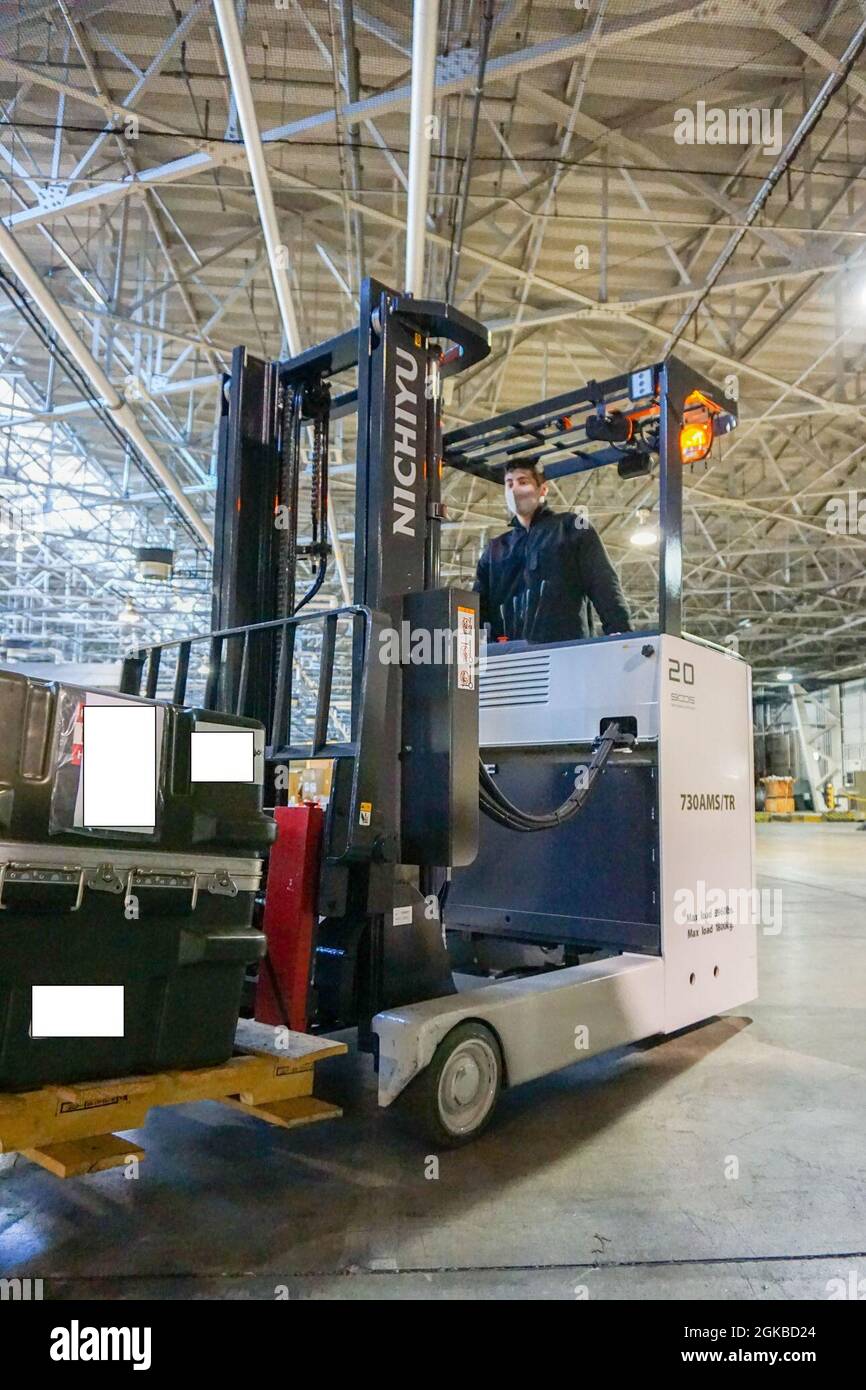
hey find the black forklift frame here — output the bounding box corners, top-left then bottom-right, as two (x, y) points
(119, 281), (737, 1040)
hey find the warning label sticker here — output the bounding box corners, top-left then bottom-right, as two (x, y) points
(70, 700), (84, 766)
(457, 605), (476, 691)
(359, 801), (372, 826)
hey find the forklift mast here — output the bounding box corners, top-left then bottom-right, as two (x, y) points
(209, 278), (491, 1041)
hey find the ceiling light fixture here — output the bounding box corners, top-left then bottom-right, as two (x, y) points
(629, 508), (658, 547)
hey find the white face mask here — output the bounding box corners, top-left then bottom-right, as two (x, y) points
(505, 484), (544, 516)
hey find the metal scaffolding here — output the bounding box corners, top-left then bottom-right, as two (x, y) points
(0, 0), (864, 680)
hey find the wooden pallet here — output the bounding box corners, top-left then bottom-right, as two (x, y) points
(0, 1019), (346, 1178)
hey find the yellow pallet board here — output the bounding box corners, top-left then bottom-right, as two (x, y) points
(222, 1095), (342, 1130)
(23, 1134), (147, 1180)
(0, 1024), (346, 1177)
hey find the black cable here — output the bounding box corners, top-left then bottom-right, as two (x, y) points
(275, 383), (302, 621)
(293, 381), (331, 616)
(5, 129), (862, 184)
(479, 723), (624, 833)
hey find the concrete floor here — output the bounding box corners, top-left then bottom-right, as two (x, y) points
(1, 823), (864, 1301)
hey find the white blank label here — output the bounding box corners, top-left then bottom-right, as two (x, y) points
(82, 704), (156, 828)
(190, 729), (255, 783)
(31, 986), (124, 1038)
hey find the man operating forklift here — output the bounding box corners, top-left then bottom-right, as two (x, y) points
(474, 456), (632, 643)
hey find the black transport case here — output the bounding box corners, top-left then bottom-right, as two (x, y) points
(0, 670), (274, 1090)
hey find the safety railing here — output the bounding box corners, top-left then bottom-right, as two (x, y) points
(119, 605), (373, 763)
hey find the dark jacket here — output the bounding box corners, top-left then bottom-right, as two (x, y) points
(473, 506), (632, 643)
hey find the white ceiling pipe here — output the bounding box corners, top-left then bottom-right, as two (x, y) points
(214, 0), (350, 604)
(214, 0), (302, 358)
(0, 220), (214, 548)
(405, 0), (439, 296)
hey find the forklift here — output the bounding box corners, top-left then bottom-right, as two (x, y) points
(122, 277), (758, 1145)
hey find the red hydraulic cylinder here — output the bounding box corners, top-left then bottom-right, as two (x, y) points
(254, 804), (324, 1032)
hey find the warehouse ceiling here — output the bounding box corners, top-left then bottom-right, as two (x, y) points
(0, 0), (865, 682)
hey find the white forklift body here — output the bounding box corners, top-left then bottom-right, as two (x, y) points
(374, 632), (757, 1111)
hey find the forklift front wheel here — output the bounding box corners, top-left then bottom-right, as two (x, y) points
(402, 1021), (503, 1147)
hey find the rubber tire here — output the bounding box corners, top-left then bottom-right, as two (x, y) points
(400, 1021), (503, 1148)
